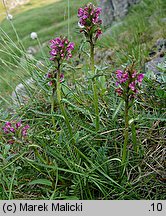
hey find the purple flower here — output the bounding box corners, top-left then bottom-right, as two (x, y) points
(22, 125), (30, 137)
(116, 70), (128, 83)
(78, 8), (84, 17)
(10, 127), (15, 133)
(3, 127), (9, 134)
(48, 81), (53, 86)
(60, 74), (64, 83)
(137, 74), (144, 83)
(5, 121), (12, 128)
(115, 88), (123, 96)
(67, 42), (75, 51)
(78, 3), (102, 42)
(50, 49), (57, 56)
(132, 70), (137, 78)
(129, 81), (136, 91)
(115, 68), (144, 98)
(24, 125), (30, 130)
(120, 73), (129, 83)
(49, 36), (74, 61)
(45, 73), (52, 79)
(96, 28), (102, 39)
(22, 130), (27, 136)
(16, 121), (22, 129)
(95, 7), (102, 15)
(116, 70), (123, 79)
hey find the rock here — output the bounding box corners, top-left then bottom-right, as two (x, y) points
(94, 48), (114, 65)
(97, 0), (141, 26)
(5, 0), (30, 11)
(27, 46), (38, 55)
(161, 17), (166, 23)
(145, 57), (165, 75)
(145, 38), (166, 81)
(12, 78), (35, 106)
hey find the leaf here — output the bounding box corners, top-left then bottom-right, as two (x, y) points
(112, 100), (123, 120)
(28, 179), (52, 187)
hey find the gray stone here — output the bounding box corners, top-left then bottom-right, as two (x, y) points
(161, 17), (166, 23)
(97, 0), (141, 26)
(12, 78), (35, 106)
(145, 57), (166, 76)
(27, 46), (37, 55)
(5, 0), (30, 11)
(94, 48), (114, 64)
(145, 38), (166, 81)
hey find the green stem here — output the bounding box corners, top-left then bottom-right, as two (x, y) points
(121, 99), (129, 173)
(51, 87), (56, 130)
(90, 42), (99, 131)
(57, 62), (74, 143)
(57, 63), (61, 105)
(131, 121), (138, 153)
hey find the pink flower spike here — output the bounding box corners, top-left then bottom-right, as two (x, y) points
(49, 36), (74, 62)
(137, 74), (144, 83)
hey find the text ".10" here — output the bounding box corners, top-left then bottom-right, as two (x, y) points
(150, 203), (163, 212)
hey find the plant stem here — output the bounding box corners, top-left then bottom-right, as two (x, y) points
(90, 42), (99, 131)
(51, 87), (56, 130)
(57, 61), (74, 143)
(121, 99), (129, 174)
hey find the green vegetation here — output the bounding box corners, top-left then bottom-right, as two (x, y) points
(0, 0), (165, 200)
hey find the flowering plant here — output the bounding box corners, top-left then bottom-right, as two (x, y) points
(7, 14), (13, 20)
(2, 120), (30, 144)
(49, 36), (74, 62)
(78, 3), (102, 131)
(115, 67), (144, 102)
(48, 35), (74, 140)
(78, 3), (102, 43)
(47, 36), (74, 87)
(114, 64), (144, 172)
(45, 71), (64, 87)
(30, 32), (38, 40)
